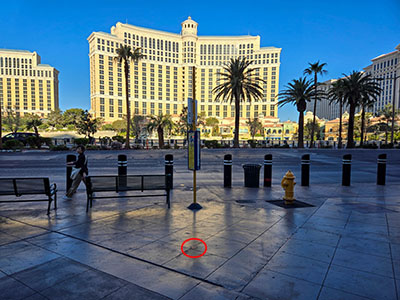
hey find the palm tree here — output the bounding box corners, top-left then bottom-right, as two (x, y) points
(0, 103), (2, 149)
(359, 98), (376, 146)
(304, 61), (327, 148)
(341, 71), (382, 148)
(328, 79), (345, 148)
(115, 45), (144, 149)
(379, 105), (395, 144)
(146, 114), (174, 148)
(278, 77), (315, 148)
(213, 58), (265, 148)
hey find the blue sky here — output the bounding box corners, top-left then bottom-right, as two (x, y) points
(1, 0), (399, 121)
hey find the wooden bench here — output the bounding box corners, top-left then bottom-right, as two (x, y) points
(0, 178), (57, 214)
(85, 174), (171, 212)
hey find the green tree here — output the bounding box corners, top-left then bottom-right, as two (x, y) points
(25, 114), (43, 136)
(378, 104), (399, 144)
(146, 115), (174, 148)
(76, 110), (103, 143)
(63, 108), (84, 126)
(341, 71), (382, 148)
(46, 109), (64, 129)
(304, 61), (327, 148)
(304, 120), (320, 141)
(205, 117), (219, 136)
(213, 58), (264, 148)
(175, 106), (205, 137)
(112, 119), (126, 134)
(131, 115), (146, 139)
(278, 77), (316, 148)
(328, 79), (345, 148)
(246, 117), (263, 140)
(115, 45), (144, 149)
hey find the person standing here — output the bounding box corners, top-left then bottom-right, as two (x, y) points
(64, 145), (88, 199)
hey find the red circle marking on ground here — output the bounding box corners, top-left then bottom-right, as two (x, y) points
(181, 238), (207, 258)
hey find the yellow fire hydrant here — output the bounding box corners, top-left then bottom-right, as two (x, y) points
(281, 170), (296, 205)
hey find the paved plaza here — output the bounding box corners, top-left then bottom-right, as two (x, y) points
(0, 149), (399, 299)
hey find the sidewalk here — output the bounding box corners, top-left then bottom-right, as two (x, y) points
(0, 182), (399, 299)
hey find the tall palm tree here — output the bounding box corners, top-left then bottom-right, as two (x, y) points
(246, 117), (263, 140)
(115, 45), (144, 149)
(341, 71), (382, 148)
(213, 58), (264, 148)
(304, 61), (327, 148)
(278, 77), (316, 148)
(359, 97), (376, 146)
(328, 79), (345, 148)
(379, 105), (395, 144)
(25, 114), (43, 136)
(146, 114), (174, 148)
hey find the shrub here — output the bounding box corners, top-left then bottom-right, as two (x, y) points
(163, 144), (171, 149)
(3, 139), (24, 150)
(362, 143), (378, 149)
(112, 135), (125, 143)
(380, 143), (393, 149)
(111, 141), (122, 150)
(40, 137), (53, 147)
(86, 145), (100, 150)
(50, 145), (69, 151)
(74, 138), (89, 145)
(247, 140), (257, 148)
(204, 140), (221, 148)
(26, 136), (40, 148)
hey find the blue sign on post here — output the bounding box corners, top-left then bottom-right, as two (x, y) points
(188, 130), (201, 171)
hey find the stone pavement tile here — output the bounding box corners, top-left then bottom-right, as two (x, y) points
(0, 276), (37, 300)
(291, 227), (340, 247)
(243, 268), (321, 300)
(12, 257), (89, 291)
(338, 236), (391, 258)
(304, 215), (348, 229)
(344, 222), (389, 236)
(265, 251), (330, 285)
(164, 253), (227, 279)
(97, 231), (154, 253)
(0, 241), (60, 275)
(90, 252), (200, 299)
(129, 240), (181, 264)
(206, 246), (271, 291)
(204, 236), (247, 259)
(387, 213), (400, 228)
(0, 217), (47, 239)
(132, 223), (184, 240)
(103, 282), (170, 300)
(392, 259), (400, 279)
(324, 264), (397, 300)
(159, 227), (219, 245)
(212, 228), (259, 244)
(26, 232), (68, 248)
(391, 242), (400, 261)
(279, 238), (336, 263)
(347, 212), (388, 226)
(23, 293), (48, 300)
(318, 286), (371, 300)
(0, 231), (22, 246)
(332, 248), (394, 278)
(40, 269), (126, 300)
(60, 222), (128, 243)
(227, 217), (280, 235)
(180, 282), (250, 300)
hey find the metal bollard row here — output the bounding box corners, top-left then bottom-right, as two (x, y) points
(165, 154), (174, 189)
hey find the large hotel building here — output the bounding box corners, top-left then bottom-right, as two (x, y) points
(88, 17), (281, 123)
(308, 43), (400, 120)
(0, 49), (59, 116)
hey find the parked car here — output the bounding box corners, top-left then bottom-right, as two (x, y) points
(1, 132), (39, 145)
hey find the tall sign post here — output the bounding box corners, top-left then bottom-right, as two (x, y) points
(187, 66), (202, 210)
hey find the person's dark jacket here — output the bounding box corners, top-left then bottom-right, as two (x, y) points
(74, 153), (88, 175)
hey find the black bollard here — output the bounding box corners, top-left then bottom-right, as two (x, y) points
(118, 154), (127, 189)
(301, 154), (310, 186)
(263, 154), (272, 187)
(224, 154), (232, 188)
(342, 154), (352, 186)
(165, 154), (174, 189)
(377, 154), (387, 185)
(66, 154), (76, 192)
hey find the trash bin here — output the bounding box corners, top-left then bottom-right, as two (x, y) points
(243, 164), (262, 187)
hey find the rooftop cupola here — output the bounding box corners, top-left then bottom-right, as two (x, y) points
(181, 16), (198, 37)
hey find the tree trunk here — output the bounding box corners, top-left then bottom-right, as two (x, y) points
(158, 126), (164, 148)
(0, 103), (2, 149)
(385, 121), (389, 144)
(360, 106), (365, 146)
(124, 61), (131, 149)
(233, 93), (240, 148)
(310, 73), (318, 148)
(347, 103), (356, 148)
(338, 99), (342, 149)
(298, 111), (304, 148)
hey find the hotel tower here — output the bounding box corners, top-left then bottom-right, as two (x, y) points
(88, 17), (281, 122)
